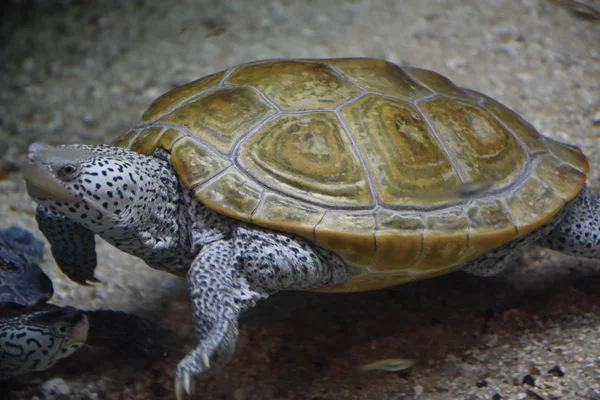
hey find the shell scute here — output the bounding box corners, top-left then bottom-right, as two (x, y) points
(419, 210), (469, 270)
(226, 60), (362, 110)
(340, 94), (461, 206)
(374, 210), (424, 271)
(418, 95), (528, 186)
(326, 58), (432, 101)
(543, 137), (589, 174)
(195, 169), (263, 223)
(504, 178), (566, 234)
(315, 212), (375, 267)
(465, 200), (518, 258)
(128, 127), (166, 155)
(141, 70), (227, 122)
(238, 112), (373, 207)
(474, 90), (547, 153)
(159, 87), (276, 154)
(111, 129), (140, 148)
(532, 155), (587, 200)
(251, 193), (325, 241)
(170, 136), (230, 188)
(404, 67), (472, 100)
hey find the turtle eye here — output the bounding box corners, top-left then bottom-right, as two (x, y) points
(57, 164), (80, 180)
(54, 322), (69, 335)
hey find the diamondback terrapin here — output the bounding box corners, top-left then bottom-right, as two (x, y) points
(0, 305), (89, 379)
(0, 226), (89, 378)
(0, 226), (52, 307)
(21, 58), (596, 398)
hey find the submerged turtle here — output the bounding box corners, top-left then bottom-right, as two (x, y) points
(20, 58), (596, 398)
(0, 225), (53, 307)
(0, 306), (89, 379)
(0, 226), (89, 378)
(0, 226), (157, 379)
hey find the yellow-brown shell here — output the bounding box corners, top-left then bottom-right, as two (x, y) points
(113, 58), (589, 292)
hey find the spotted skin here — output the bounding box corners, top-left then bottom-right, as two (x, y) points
(21, 143), (600, 396)
(460, 206), (571, 276)
(539, 186), (600, 257)
(0, 226), (53, 307)
(0, 306), (88, 379)
(35, 207), (98, 285)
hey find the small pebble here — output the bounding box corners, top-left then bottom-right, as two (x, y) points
(525, 389), (545, 400)
(522, 374), (535, 386)
(476, 379), (488, 388)
(492, 394), (503, 400)
(548, 365), (565, 377)
(41, 377), (71, 396)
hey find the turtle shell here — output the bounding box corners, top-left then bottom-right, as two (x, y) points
(113, 58), (589, 292)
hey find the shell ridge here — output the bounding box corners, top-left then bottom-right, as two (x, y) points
(334, 91), (368, 112)
(232, 154), (376, 211)
(322, 63), (368, 92)
(413, 210), (426, 269)
(333, 108), (380, 207)
(190, 165), (234, 193)
(312, 211), (328, 244)
(249, 188), (268, 222)
(403, 68), (470, 103)
(325, 63), (371, 94)
(139, 122), (229, 157)
(372, 209), (379, 253)
(480, 98), (541, 170)
(229, 111), (282, 160)
(412, 100), (469, 183)
(220, 84), (283, 113)
(147, 85), (227, 123)
(218, 67), (238, 86)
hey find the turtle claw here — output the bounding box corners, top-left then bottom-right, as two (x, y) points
(175, 371), (195, 400)
(201, 352), (210, 369)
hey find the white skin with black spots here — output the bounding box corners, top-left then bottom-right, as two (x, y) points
(23, 143), (350, 397)
(0, 307), (88, 378)
(21, 143), (600, 398)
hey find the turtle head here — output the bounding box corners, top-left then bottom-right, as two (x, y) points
(22, 143), (184, 273)
(0, 306), (89, 377)
(22, 143), (156, 233)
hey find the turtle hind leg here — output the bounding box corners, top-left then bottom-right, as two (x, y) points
(537, 186), (600, 258)
(459, 249), (526, 277)
(459, 221), (560, 277)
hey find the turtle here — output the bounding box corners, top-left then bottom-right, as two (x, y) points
(0, 225), (53, 307)
(0, 225), (158, 379)
(0, 225), (89, 379)
(20, 58), (596, 398)
(0, 306), (89, 379)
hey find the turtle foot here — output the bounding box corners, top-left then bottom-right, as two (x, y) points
(173, 324), (237, 400)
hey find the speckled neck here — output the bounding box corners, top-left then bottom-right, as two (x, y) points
(97, 154), (194, 273)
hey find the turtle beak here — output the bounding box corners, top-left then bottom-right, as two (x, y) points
(65, 311), (90, 347)
(21, 143), (89, 204)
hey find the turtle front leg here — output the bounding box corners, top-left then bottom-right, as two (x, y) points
(537, 186), (600, 258)
(175, 239), (249, 399)
(176, 226), (350, 399)
(35, 205), (99, 285)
